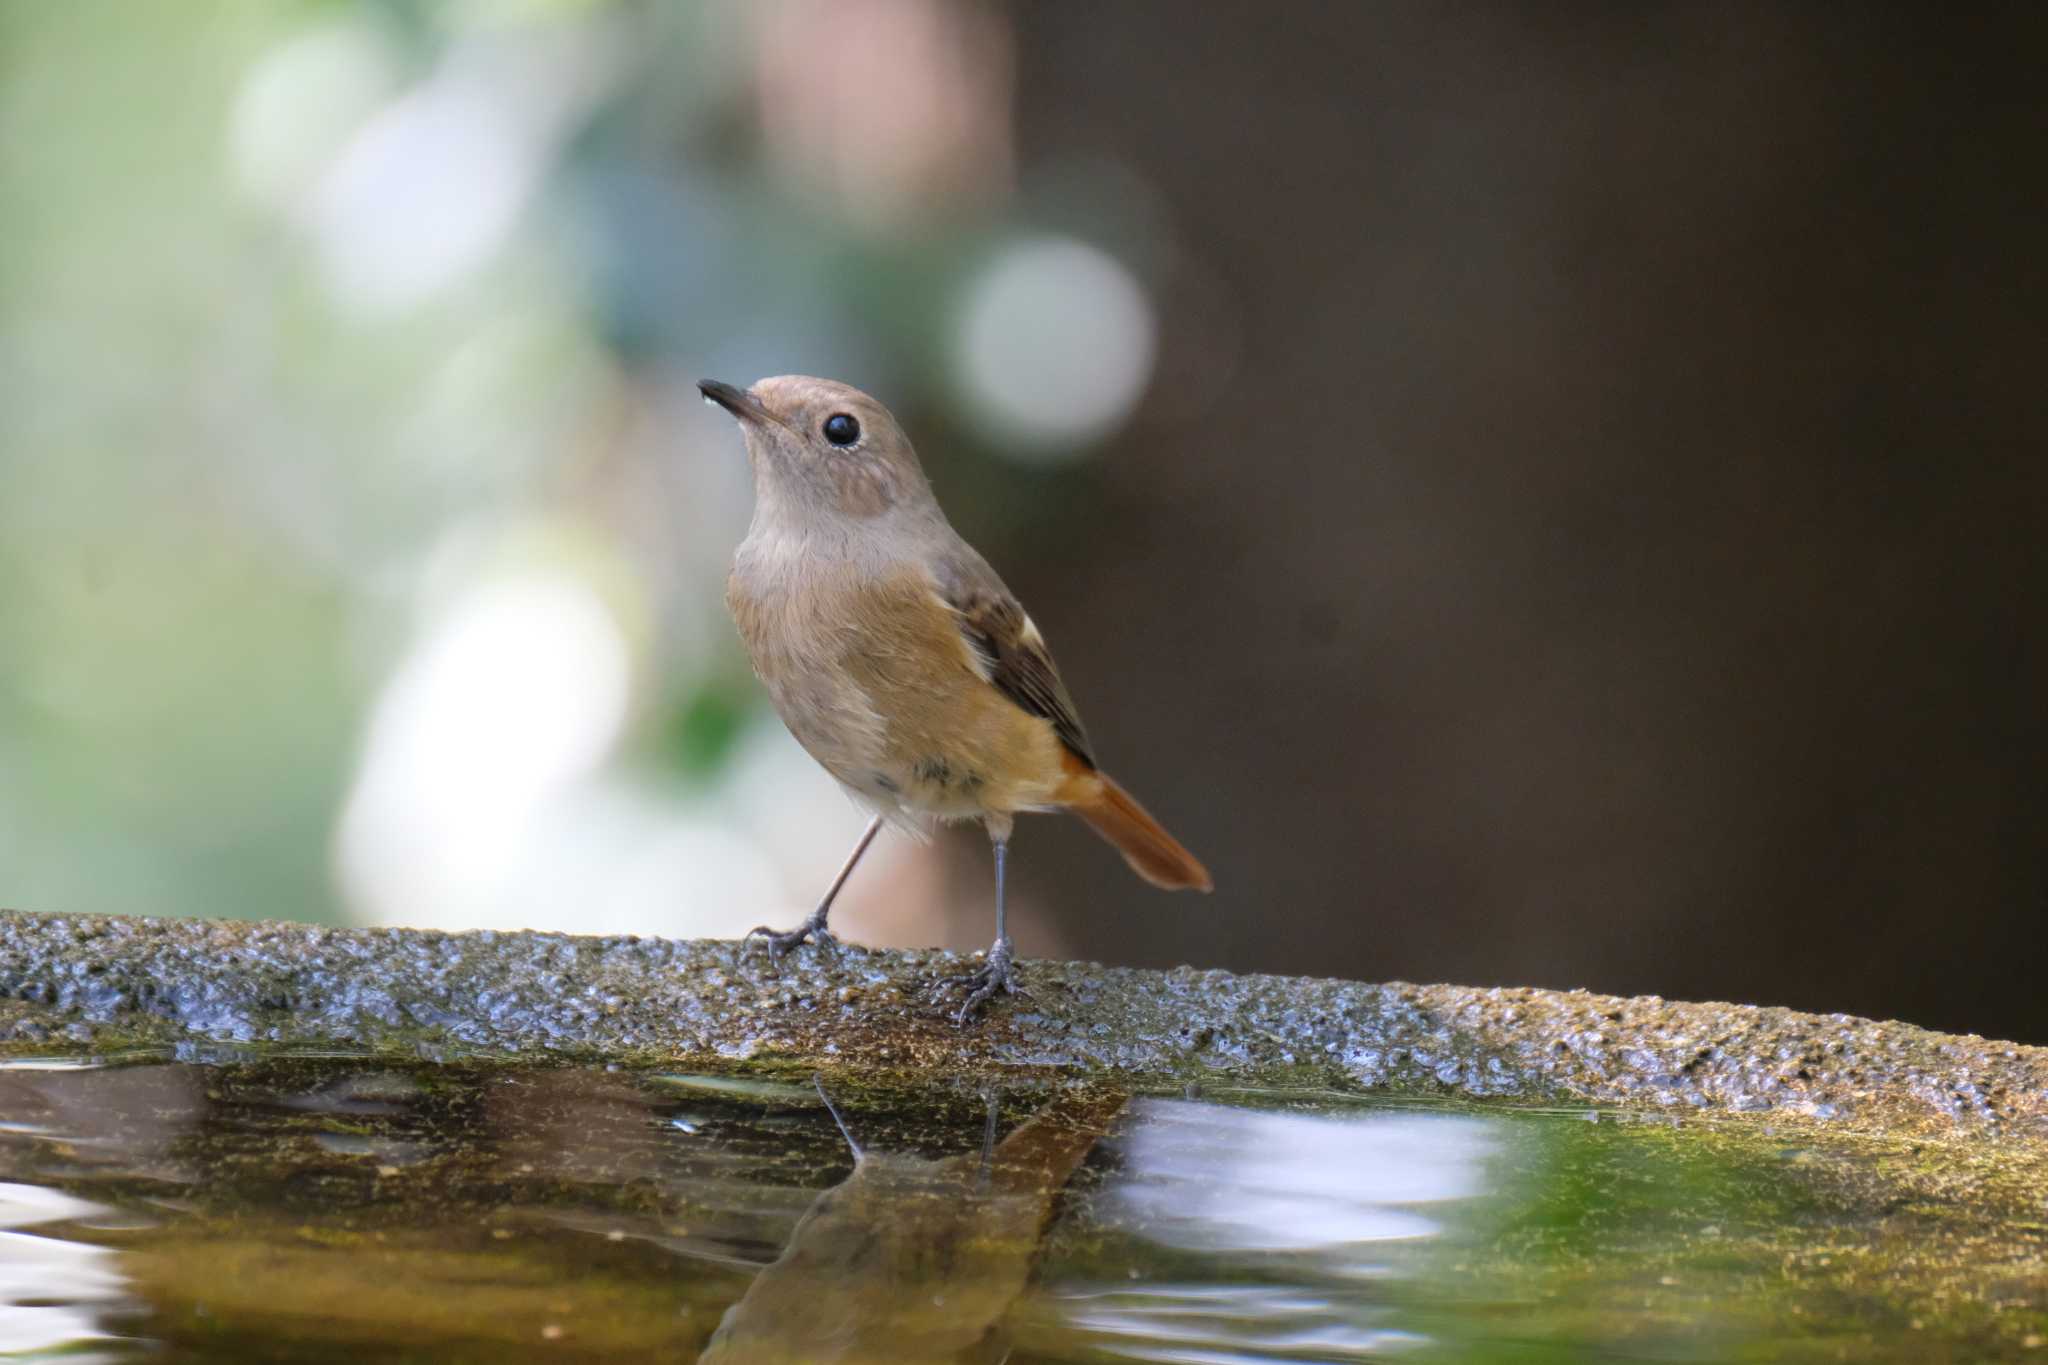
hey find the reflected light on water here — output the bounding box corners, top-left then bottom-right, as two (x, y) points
(1057, 1287), (1427, 1364)
(1044, 1100), (1499, 1362)
(1114, 1101), (1495, 1252)
(0, 1183), (130, 1360)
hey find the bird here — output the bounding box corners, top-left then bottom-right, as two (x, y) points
(700, 375), (1211, 1019)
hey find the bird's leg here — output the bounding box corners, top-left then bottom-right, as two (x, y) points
(935, 830), (1029, 1021)
(746, 814), (882, 958)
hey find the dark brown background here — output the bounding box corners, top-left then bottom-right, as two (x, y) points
(929, 4), (2046, 1043)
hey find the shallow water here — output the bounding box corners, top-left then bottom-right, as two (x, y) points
(0, 1055), (2039, 1362)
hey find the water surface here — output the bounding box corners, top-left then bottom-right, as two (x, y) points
(0, 1055), (2039, 1361)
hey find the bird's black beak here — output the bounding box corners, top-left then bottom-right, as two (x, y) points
(698, 379), (772, 426)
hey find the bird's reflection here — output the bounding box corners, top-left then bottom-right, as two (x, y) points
(699, 1082), (1128, 1364)
(1029, 1099), (1501, 1362)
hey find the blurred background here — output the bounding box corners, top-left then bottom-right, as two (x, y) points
(1, 2), (2042, 1042)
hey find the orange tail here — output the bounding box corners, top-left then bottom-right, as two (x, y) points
(1062, 760), (1213, 892)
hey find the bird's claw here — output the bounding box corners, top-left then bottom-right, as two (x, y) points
(743, 917), (836, 960)
(932, 940), (1028, 1022)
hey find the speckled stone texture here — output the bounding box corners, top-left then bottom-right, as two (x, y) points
(1, 911), (2042, 1140)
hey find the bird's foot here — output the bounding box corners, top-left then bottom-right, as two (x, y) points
(932, 938), (1029, 1022)
(743, 914), (836, 960)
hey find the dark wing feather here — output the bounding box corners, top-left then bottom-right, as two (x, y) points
(936, 554), (1096, 768)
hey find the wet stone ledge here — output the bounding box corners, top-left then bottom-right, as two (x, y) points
(0, 910), (2042, 1142)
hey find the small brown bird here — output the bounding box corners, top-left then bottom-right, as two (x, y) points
(701, 376), (1211, 1018)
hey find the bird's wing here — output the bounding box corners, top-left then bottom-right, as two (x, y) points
(933, 552), (1096, 768)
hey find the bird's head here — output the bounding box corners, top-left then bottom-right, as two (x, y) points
(699, 375), (932, 522)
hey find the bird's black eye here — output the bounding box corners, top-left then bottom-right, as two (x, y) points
(822, 413), (861, 446)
